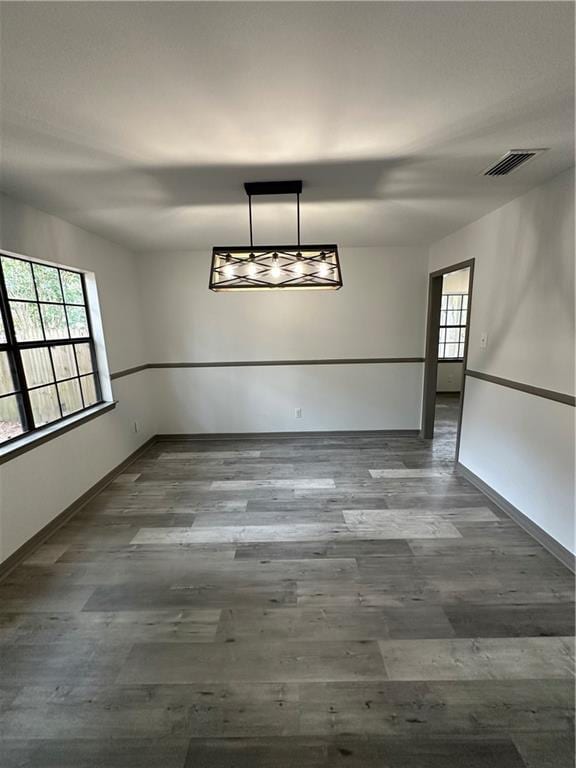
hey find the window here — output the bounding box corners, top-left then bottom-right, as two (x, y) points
(438, 293), (468, 359)
(0, 253), (103, 446)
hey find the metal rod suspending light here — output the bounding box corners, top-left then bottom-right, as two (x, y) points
(297, 191), (301, 249)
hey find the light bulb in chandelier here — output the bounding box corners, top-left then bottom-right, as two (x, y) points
(294, 252), (304, 276)
(247, 253), (256, 277)
(223, 254), (235, 279)
(271, 252), (281, 278)
(318, 252), (329, 277)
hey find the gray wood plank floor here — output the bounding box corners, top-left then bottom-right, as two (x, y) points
(0, 397), (574, 767)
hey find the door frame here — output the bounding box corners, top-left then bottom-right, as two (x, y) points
(421, 258), (475, 460)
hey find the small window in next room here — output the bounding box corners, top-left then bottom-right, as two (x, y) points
(438, 267), (470, 360)
(438, 293), (468, 359)
(0, 253), (104, 447)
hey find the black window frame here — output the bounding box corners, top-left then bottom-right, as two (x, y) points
(0, 252), (103, 448)
(438, 292), (468, 360)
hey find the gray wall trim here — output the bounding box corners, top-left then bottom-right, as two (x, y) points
(110, 364), (149, 380)
(466, 369), (575, 407)
(157, 429), (420, 441)
(110, 358), (425, 379)
(149, 357), (425, 369)
(457, 461), (575, 573)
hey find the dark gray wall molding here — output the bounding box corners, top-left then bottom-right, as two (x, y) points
(457, 462), (575, 573)
(150, 357), (425, 369)
(111, 357), (425, 379)
(110, 364), (149, 380)
(466, 369), (575, 407)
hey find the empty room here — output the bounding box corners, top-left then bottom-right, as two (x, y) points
(0, 2), (574, 767)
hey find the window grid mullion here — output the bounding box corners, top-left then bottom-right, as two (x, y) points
(15, 337), (91, 350)
(0, 259), (35, 431)
(439, 293), (467, 361)
(58, 269), (85, 410)
(47, 348), (65, 419)
(2, 298), (85, 308)
(30, 268), (65, 420)
(26, 371), (93, 394)
(0, 389), (23, 400)
(57, 268), (73, 339)
(74, 352), (86, 409)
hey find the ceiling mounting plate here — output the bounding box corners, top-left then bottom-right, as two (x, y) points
(244, 180), (303, 196)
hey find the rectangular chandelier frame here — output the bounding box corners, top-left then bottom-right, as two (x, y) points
(209, 244), (342, 291)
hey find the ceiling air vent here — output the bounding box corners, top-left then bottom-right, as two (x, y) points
(483, 149), (547, 176)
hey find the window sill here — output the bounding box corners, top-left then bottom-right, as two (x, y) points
(438, 358), (464, 363)
(0, 401), (117, 466)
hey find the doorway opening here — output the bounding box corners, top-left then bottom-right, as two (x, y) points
(421, 259), (475, 459)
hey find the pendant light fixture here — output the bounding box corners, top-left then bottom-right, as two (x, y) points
(209, 180), (342, 291)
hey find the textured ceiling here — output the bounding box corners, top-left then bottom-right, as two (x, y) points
(0, 1), (573, 252)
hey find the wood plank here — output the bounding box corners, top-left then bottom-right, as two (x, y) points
(378, 637), (575, 680)
(117, 640), (387, 684)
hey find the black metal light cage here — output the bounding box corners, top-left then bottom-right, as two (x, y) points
(209, 181), (342, 291)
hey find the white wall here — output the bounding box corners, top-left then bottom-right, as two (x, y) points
(437, 362), (463, 393)
(442, 268), (470, 295)
(138, 246), (428, 433)
(150, 364), (423, 434)
(429, 169), (575, 554)
(0, 193), (155, 563)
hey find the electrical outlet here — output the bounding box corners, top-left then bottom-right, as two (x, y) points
(295, 408), (302, 419)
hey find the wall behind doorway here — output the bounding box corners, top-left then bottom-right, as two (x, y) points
(437, 362), (464, 393)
